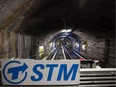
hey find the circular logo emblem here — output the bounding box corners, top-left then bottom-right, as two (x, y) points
(3, 61), (28, 84)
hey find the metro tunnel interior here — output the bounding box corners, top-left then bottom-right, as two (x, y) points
(0, 0), (115, 69)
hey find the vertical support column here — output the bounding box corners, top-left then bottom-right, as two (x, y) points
(0, 31), (2, 59)
(104, 39), (110, 67)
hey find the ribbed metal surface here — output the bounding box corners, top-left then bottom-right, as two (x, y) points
(0, 68), (116, 87)
(79, 68), (116, 87)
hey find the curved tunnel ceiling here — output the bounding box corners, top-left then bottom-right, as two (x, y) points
(51, 33), (78, 41)
(0, 0), (115, 39)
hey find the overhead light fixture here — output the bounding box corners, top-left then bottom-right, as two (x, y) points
(82, 45), (86, 50)
(76, 43), (79, 47)
(66, 29), (72, 32)
(39, 46), (44, 49)
(61, 29), (72, 33)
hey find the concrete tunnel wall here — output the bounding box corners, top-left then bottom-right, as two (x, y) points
(0, 30), (38, 59)
(0, 0), (38, 59)
(74, 30), (115, 68)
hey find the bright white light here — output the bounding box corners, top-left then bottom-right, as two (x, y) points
(66, 29), (72, 32)
(39, 46), (44, 49)
(61, 30), (66, 32)
(76, 43), (79, 47)
(61, 29), (72, 33)
(82, 45), (86, 50)
(49, 42), (52, 46)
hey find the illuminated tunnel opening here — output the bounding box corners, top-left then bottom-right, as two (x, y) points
(50, 32), (81, 52)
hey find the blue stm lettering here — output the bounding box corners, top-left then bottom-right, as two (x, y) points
(31, 64), (79, 81)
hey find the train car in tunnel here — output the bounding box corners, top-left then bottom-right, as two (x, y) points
(0, 0), (115, 86)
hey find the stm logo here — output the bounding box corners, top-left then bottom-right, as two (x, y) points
(1, 59), (80, 85)
(2, 61), (28, 84)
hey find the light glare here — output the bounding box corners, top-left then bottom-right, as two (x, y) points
(61, 29), (72, 32)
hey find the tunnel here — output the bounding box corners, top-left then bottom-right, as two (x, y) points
(0, 0), (115, 86)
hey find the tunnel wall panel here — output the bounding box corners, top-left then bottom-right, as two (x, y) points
(81, 39), (115, 68)
(0, 30), (38, 59)
(74, 30), (115, 68)
(107, 40), (115, 67)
